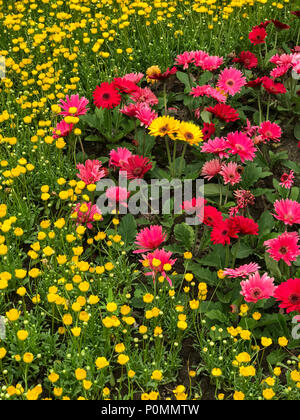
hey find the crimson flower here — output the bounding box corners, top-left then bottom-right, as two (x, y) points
(249, 27), (267, 45)
(233, 51), (258, 69)
(93, 82), (121, 109)
(206, 104), (239, 122)
(262, 77), (286, 95)
(274, 278), (300, 314)
(120, 155), (152, 179)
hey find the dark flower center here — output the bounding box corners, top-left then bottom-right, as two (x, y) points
(279, 246), (288, 255)
(251, 287), (262, 298)
(102, 93), (110, 100)
(133, 167), (143, 176)
(289, 294), (300, 305)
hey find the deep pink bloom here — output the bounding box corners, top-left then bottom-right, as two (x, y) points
(134, 225), (167, 254)
(270, 64), (291, 79)
(233, 51), (258, 69)
(130, 87), (158, 106)
(264, 231), (300, 266)
(76, 160), (108, 185)
(262, 77), (286, 95)
(109, 147), (132, 168)
(273, 199), (300, 225)
(59, 94), (89, 117)
(190, 85), (211, 97)
(52, 120), (73, 138)
(134, 103), (158, 127)
(220, 162), (242, 186)
(274, 278), (300, 314)
(123, 72), (144, 84)
(210, 219), (239, 245)
(105, 186), (130, 208)
(201, 159), (222, 181)
(175, 51), (195, 69)
(119, 155), (152, 179)
(258, 121), (282, 142)
(203, 206), (223, 227)
(201, 137), (229, 159)
(226, 131), (256, 163)
(93, 82), (121, 109)
(202, 122), (216, 140)
(141, 248), (176, 286)
(120, 103), (139, 117)
(229, 215), (259, 236)
(280, 171), (295, 189)
(240, 272), (276, 303)
(182, 197), (207, 214)
(207, 104), (239, 122)
(73, 202), (101, 229)
(249, 27), (267, 45)
(223, 263), (260, 279)
(217, 67), (246, 96)
(193, 50), (209, 67)
(202, 55), (224, 71)
(113, 77), (139, 94)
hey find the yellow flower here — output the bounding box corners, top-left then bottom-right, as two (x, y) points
(239, 366), (256, 377)
(148, 116), (180, 140)
(176, 121), (203, 145)
(211, 368), (222, 377)
(115, 343), (126, 353)
(252, 312), (261, 321)
(48, 372), (59, 383)
(278, 337), (288, 347)
(95, 357), (109, 370)
(23, 352), (34, 363)
(17, 330), (28, 341)
(261, 337), (272, 347)
(117, 354), (129, 365)
(128, 370), (136, 378)
(263, 388), (275, 400)
(143, 293), (154, 303)
(233, 391), (245, 400)
(151, 370), (163, 381)
(0, 348), (7, 359)
(75, 368), (86, 381)
(106, 302), (117, 312)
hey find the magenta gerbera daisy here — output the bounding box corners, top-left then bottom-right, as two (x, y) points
(201, 137), (230, 159)
(240, 272), (277, 303)
(223, 262), (261, 278)
(220, 162), (242, 186)
(93, 82), (121, 109)
(226, 131), (256, 163)
(274, 278), (300, 314)
(258, 121), (282, 142)
(59, 94), (89, 117)
(134, 225), (167, 254)
(273, 199), (300, 225)
(264, 231), (300, 266)
(217, 67), (246, 96)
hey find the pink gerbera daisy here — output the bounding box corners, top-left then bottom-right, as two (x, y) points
(105, 186), (130, 208)
(217, 67), (246, 96)
(240, 272), (277, 303)
(193, 50), (209, 67)
(220, 162), (241, 186)
(134, 103), (158, 127)
(280, 171), (295, 189)
(201, 137), (230, 159)
(76, 160), (108, 185)
(273, 199), (300, 225)
(175, 51), (195, 69)
(52, 120), (73, 138)
(141, 248), (176, 286)
(264, 231), (300, 266)
(119, 155), (152, 179)
(130, 87), (158, 106)
(258, 121), (282, 142)
(226, 131), (256, 163)
(109, 148), (133, 168)
(201, 55), (224, 71)
(59, 94), (89, 117)
(223, 262), (261, 278)
(73, 202), (102, 229)
(134, 225), (167, 254)
(201, 159), (222, 181)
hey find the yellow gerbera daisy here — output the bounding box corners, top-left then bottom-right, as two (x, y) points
(148, 116), (180, 140)
(176, 121), (203, 145)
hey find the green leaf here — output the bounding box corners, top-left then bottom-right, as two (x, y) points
(206, 309), (229, 323)
(118, 214), (137, 247)
(267, 350), (286, 365)
(258, 211), (274, 235)
(174, 223), (195, 250)
(231, 242), (253, 259)
(294, 123), (300, 141)
(176, 71), (191, 91)
(265, 253), (281, 278)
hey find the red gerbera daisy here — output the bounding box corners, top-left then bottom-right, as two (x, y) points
(119, 155), (152, 179)
(203, 206), (223, 227)
(233, 51), (258, 69)
(249, 27), (267, 45)
(271, 19), (290, 30)
(274, 278), (300, 314)
(93, 82), (121, 109)
(262, 77), (286, 95)
(202, 122), (216, 140)
(228, 215), (259, 236)
(210, 219), (239, 245)
(206, 104), (239, 122)
(246, 77), (264, 88)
